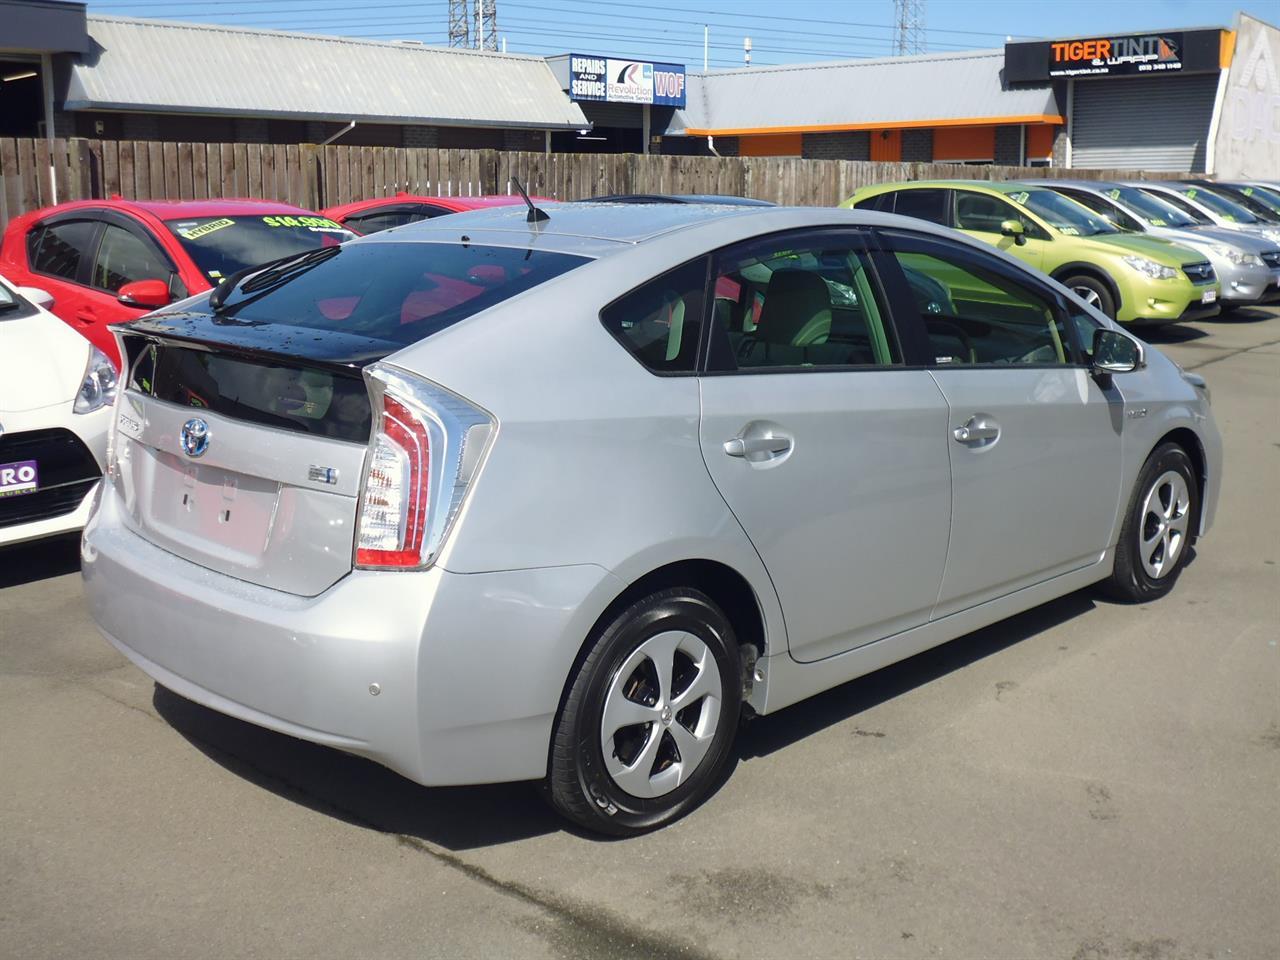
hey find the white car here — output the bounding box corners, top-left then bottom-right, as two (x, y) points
(0, 275), (114, 547)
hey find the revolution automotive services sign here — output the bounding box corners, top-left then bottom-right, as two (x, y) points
(1004, 28), (1223, 84)
(569, 54), (686, 107)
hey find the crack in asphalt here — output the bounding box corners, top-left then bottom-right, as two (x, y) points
(392, 834), (716, 960)
(1181, 336), (1280, 370)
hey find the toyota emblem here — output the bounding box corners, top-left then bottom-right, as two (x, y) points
(180, 417), (211, 458)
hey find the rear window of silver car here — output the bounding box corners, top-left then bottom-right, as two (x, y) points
(204, 241), (590, 345)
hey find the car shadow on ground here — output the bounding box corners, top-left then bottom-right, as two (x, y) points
(153, 586), (1101, 850)
(0, 534), (81, 589)
(1204, 305), (1280, 324)
(737, 589), (1096, 759)
(1137, 324), (1211, 345)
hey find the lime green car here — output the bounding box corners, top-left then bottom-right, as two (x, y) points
(842, 181), (1221, 324)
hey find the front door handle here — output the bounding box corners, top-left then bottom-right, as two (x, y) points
(953, 416), (1000, 444)
(724, 436), (792, 459)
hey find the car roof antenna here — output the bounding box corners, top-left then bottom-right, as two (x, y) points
(512, 177), (550, 224)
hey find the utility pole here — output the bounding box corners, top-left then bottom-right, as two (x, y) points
(448, 0), (470, 47)
(743, 36), (752, 67)
(704, 25), (709, 71)
(892, 0), (926, 55)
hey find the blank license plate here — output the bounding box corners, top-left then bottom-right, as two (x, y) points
(0, 459), (39, 497)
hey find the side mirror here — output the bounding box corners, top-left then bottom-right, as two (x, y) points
(117, 278), (171, 309)
(1092, 328), (1144, 375)
(999, 219), (1027, 246)
(16, 285), (54, 310)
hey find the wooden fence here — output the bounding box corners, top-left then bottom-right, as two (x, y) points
(0, 137), (1189, 230)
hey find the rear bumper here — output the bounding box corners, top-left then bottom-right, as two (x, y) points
(82, 487), (619, 786)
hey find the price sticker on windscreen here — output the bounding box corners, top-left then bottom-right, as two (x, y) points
(177, 218), (235, 240)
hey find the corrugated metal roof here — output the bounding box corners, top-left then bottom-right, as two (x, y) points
(65, 16), (588, 130)
(666, 50), (1061, 135)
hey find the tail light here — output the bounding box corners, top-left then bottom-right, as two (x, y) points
(355, 365), (495, 571)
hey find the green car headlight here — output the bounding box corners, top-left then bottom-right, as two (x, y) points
(1211, 244), (1261, 266)
(1122, 255), (1178, 280)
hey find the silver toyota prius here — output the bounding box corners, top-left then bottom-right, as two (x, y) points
(82, 202), (1222, 835)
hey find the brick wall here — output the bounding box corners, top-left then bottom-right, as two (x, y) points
(994, 125), (1022, 166)
(121, 114), (160, 140)
(901, 129), (933, 162)
(1052, 127), (1069, 167)
(802, 131), (871, 160)
(402, 125), (440, 148)
(233, 117), (269, 144)
(502, 129), (544, 152)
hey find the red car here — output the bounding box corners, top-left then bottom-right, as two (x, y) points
(0, 198), (356, 365)
(321, 193), (552, 234)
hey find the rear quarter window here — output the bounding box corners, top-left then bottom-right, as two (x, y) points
(599, 258), (709, 374)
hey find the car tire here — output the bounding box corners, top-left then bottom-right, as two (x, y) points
(1063, 274), (1117, 319)
(1104, 442), (1199, 603)
(546, 588), (742, 836)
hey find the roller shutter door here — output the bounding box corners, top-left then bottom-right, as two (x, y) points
(1071, 74), (1219, 172)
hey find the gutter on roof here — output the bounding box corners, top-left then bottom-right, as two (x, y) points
(678, 114), (1065, 137)
(57, 102), (587, 131)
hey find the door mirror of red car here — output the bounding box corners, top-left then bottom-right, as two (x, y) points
(117, 279), (171, 309)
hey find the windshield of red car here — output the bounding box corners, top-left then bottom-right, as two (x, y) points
(164, 214), (357, 283)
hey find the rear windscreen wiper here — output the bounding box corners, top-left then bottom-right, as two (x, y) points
(209, 246), (342, 313)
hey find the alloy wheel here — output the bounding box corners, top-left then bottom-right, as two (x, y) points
(600, 630), (723, 799)
(1139, 470), (1191, 579)
(1072, 285), (1102, 308)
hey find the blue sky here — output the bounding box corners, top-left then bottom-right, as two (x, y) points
(82, 0), (1273, 69)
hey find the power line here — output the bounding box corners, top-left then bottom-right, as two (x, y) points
(519, 0), (1022, 40)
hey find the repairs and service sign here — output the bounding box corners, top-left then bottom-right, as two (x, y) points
(569, 54), (686, 107)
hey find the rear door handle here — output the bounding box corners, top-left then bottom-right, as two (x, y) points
(953, 416), (1000, 444)
(724, 436), (792, 459)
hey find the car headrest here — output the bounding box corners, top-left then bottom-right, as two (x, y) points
(756, 269), (831, 345)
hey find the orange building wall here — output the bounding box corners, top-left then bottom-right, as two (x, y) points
(933, 125), (996, 161)
(1026, 125), (1056, 160)
(869, 129), (902, 162)
(737, 133), (803, 157)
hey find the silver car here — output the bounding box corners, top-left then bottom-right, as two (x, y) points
(1029, 180), (1280, 311)
(1130, 181), (1280, 246)
(82, 204), (1222, 834)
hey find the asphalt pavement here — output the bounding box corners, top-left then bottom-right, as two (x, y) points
(2, 307), (1277, 960)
